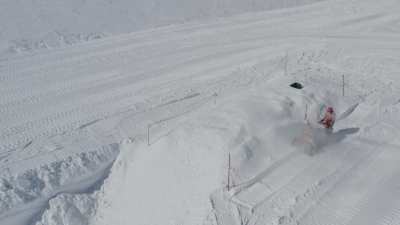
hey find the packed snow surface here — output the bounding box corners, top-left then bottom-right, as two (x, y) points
(1, 0), (400, 225)
(0, 0), (323, 57)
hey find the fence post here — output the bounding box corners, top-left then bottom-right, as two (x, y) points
(227, 152), (231, 191)
(147, 124), (150, 146)
(342, 74), (345, 97)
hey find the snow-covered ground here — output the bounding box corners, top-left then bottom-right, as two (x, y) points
(1, 0), (400, 224)
(0, 0), (323, 57)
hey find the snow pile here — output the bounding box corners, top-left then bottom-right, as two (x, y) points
(0, 0), (324, 57)
(35, 194), (97, 225)
(0, 144), (118, 225)
(94, 102), (240, 224)
(92, 80), (330, 224)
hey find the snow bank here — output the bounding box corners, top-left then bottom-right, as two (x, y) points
(35, 194), (97, 225)
(0, 144), (118, 225)
(0, 0), (324, 56)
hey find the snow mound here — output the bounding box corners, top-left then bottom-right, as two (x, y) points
(92, 83), (317, 225)
(0, 144), (118, 225)
(35, 194), (97, 225)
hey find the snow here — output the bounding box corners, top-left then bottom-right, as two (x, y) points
(1, 0), (400, 225)
(93, 87), (301, 225)
(35, 194), (97, 225)
(0, 0), (323, 57)
(0, 145), (118, 225)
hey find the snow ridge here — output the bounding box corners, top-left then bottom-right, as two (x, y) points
(0, 143), (118, 225)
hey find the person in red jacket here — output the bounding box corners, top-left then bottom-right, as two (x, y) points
(319, 106), (336, 130)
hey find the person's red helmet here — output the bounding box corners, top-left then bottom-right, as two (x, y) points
(327, 107), (334, 113)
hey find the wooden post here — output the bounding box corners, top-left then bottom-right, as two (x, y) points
(147, 124), (150, 146)
(227, 153), (231, 191)
(342, 74), (345, 97)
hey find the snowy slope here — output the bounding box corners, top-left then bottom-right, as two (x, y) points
(0, 0), (323, 57)
(1, 0), (400, 225)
